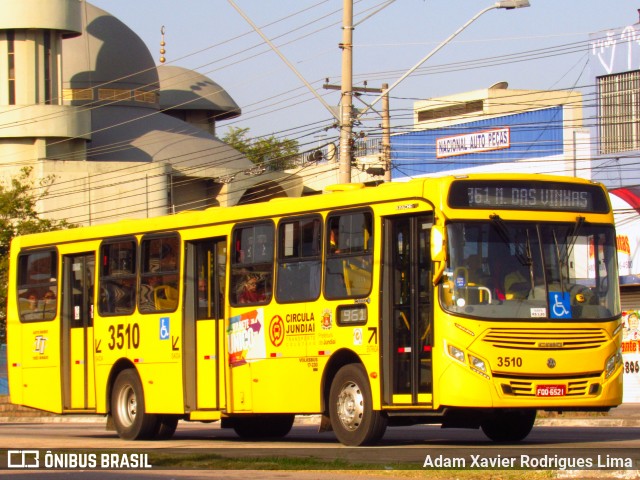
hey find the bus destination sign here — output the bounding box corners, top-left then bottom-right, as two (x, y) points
(448, 180), (610, 213)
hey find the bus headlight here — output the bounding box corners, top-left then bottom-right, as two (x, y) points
(469, 354), (487, 373)
(605, 349), (623, 379)
(447, 344), (465, 363)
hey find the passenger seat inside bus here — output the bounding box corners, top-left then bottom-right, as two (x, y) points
(343, 261), (371, 296)
(154, 285), (178, 310)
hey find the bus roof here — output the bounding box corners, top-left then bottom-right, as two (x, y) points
(11, 174), (608, 250)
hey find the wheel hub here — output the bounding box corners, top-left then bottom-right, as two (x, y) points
(117, 384), (137, 427)
(336, 381), (364, 431)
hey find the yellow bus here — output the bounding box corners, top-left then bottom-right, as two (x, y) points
(7, 173), (622, 446)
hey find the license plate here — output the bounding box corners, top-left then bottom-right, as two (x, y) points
(536, 384), (566, 397)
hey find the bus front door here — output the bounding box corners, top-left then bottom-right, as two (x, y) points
(61, 252), (96, 411)
(184, 238), (227, 412)
(382, 215), (433, 405)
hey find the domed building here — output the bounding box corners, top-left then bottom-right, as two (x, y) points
(0, 0), (301, 225)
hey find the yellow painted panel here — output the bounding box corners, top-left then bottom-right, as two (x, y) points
(249, 357), (321, 413)
(86, 327), (96, 408)
(196, 320), (219, 409)
(93, 363), (111, 413)
(229, 364), (252, 412)
(92, 313), (185, 413)
(391, 394), (413, 405)
(136, 362), (184, 414)
(189, 410), (222, 421)
(19, 322), (62, 412)
(22, 367), (62, 413)
(216, 319), (227, 410)
(69, 328), (86, 409)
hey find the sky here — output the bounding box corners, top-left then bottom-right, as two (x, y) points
(88, 0), (637, 151)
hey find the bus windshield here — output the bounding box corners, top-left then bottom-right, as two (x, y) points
(440, 220), (620, 320)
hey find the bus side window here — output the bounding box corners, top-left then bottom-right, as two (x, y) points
(99, 240), (136, 315)
(324, 211), (373, 299)
(231, 223), (274, 306)
(139, 234), (180, 312)
(276, 216), (322, 303)
(17, 250), (58, 322)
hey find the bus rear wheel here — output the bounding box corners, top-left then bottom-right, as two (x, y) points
(153, 415), (179, 440)
(232, 414), (295, 439)
(329, 364), (387, 446)
(111, 369), (159, 440)
(481, 409), (536, 442)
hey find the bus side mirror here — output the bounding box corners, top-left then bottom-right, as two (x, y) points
(431, 225), (446, 285)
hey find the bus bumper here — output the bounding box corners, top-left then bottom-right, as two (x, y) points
(437, 359), (623, 410)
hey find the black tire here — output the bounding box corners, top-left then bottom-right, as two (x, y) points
(329, 364), (387, 446)
(155, 415), (179, 440)
(232, 414), (295, 439)
(481, 409), (536, 442)
(111, 369), (159, 440)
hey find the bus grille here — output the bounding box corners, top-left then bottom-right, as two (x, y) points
(481, 328), (608, 350)
(503, 379), (593, 397)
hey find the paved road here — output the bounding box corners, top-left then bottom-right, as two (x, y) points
(1, 405), (640, 479)
(1, 415), (640, 479)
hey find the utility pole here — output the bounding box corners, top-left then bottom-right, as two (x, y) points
(382, 83), (391, 182)
(231, 0), (395, 184)
(324, 80), (389, 181)
(339, 0), (354, 184)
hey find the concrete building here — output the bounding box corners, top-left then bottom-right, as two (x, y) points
(391, 82), (588, 180)
(0, 0), (301, 226)
(588, 23), (640, 285)
(588, 22), (640, 402)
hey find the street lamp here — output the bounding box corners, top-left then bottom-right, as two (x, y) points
(344, 0), (530, 182)
(358, 0), (531, 119)
(497, 0), (531, 9)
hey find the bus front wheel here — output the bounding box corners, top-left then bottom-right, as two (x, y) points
(329, 364), (387, 446)
(111, 369), (158, 440)
(481, 409), (536, 442)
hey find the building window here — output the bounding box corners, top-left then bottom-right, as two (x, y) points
(62, 88), (95, 101)
(417, 100), (483, 122)
(44, 31), (52, 104)
(134, 90), (157, 103)
(7, 30), (15, 105)
(98, 88), (131, 101)
(598, 71), (640, 154)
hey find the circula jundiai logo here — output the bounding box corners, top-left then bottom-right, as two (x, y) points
(269, 315), (285, 347)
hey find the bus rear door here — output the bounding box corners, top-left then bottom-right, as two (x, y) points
(61, 252), (96, 411)
(382, 214), (433, 405)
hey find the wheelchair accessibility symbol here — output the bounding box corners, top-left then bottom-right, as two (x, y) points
(549, 292), (572, 319)
(159, 317), (170, 340)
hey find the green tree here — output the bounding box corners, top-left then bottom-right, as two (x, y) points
(0, 168), (74, 343)
(222, 127), (300, 170)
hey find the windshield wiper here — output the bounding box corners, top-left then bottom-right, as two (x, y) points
(491, 215), (536, 298)
(552, 229), (566, 293)
(524, 229), (536, 298)
(562, 216), (585, 266)
(490, 214), (531, 266)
